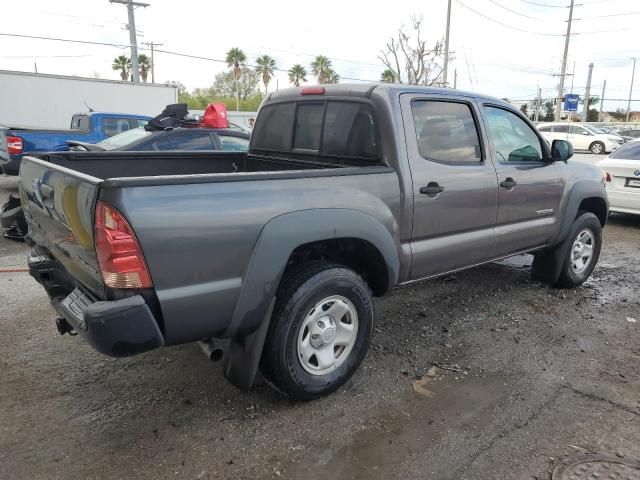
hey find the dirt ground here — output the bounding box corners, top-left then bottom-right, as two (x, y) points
(1, 165), (639, 480)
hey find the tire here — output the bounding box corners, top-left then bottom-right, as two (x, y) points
(557, 211), (602, 288)
(589, 141), (605, 154)
(260, 261), (374, 400)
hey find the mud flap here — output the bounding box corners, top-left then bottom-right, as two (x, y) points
(223, 297), (275, 391)
(531, 234), (573, 286)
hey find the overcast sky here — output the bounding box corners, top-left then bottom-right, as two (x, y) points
(2, 0), (638, 111)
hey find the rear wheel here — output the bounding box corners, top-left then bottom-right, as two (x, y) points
(589, 141), (605, 154)
(260, 262), (374, 400)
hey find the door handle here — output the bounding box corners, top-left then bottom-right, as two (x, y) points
(420, 182), (445, 196)
(500, 178), (517, 189)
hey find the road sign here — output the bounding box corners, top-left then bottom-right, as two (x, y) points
(563, 94), (579, 112)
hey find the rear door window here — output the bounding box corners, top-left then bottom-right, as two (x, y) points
(553, 125), (569, 133)
(411, 100), (482, 164)
(168, 131), (215, 150)
(610, 142), (640, 160)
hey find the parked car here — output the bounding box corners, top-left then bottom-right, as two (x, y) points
(537, 122), (624, 154)
(616, 128), (640, 139)
(21, 84), (608, 400)
(596, 141), (640, 215)
(0, 112), (151, 175)
(67, 127), (250, 152)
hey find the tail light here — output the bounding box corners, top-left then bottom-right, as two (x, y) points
(95, 201), (152, 289)
(7, 136), (23, 155)
(605, 172), (612, 182)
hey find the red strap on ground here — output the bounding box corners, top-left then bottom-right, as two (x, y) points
(0, 267), (29, 273)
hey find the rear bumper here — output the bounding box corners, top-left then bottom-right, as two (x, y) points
(28, 251), (165, 357)
(606, 188), (640, 215)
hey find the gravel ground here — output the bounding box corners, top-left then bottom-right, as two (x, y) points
(1, 157), (639, 479)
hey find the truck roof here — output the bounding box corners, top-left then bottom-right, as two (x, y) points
(266, 83), (510, 107)
(74, 112), (151, 118)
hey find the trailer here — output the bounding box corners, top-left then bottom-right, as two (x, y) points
(0, 70), (177, 129)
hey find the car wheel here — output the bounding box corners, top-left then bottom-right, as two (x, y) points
(589, 141), (605, 154)
(260, 261), (374, 400)
(557, 211), (602, 288)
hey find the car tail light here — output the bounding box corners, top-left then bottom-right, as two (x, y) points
(301, 86), (325, 95)
(605, 172), (612, 182)
(95, 201), (152, 289)
(7, 136), (23, 154)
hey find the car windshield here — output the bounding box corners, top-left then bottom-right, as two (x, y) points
(96, 127), (152, 150)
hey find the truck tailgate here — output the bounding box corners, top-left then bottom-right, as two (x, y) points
(19, 155), (104, 295)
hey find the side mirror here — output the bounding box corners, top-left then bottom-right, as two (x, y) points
(551, 139), (573, 163)
(582, 131), (591, 136)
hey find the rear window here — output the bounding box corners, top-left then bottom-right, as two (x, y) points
(610, 141), (640, 160)
(252, 100), (378, 160)
(71, 115), (90, 130)
(252, 103), (296, 151)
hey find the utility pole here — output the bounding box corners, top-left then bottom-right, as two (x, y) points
(626, 57), (637, 123)
(555, 0), (575, 122)
(535, 86), (541, 123)
(582, 62), (593, 122)
(443, 0), (452, 87)
(453, 69), (457, 89)
(110, 0), (149, 82)
(142, 41), (163, 83)
(599, 79), (606, 122)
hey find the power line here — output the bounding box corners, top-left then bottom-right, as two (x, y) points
(486, 0), (545, 20)
(0, 32), (132, 48)
(455, 0), (564, 36)
(577, 11), (640, 19)
(518, 0), (567, 8)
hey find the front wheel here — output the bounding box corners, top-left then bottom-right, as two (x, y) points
(589, 141), (605, 154)
(260, 262), (374, 400)
(557, 212), (602, 288)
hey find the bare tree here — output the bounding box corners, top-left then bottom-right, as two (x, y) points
(378, 16), (448, 86)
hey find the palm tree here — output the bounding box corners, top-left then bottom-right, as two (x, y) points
(311, 55), (332, 84)
(381, 69), (396, 83)
(288, 64), (307, 87)
(255, 55), (276, 95)
(112, 55), (131, 81)
(138, 54), (151, 83)
(226, 47), (247, 111)
(326, 69), (340, 84)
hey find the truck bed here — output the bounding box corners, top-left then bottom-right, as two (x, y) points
(34, 151), (350, 181)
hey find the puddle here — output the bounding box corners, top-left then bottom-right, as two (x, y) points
(282, 372), (510, 479)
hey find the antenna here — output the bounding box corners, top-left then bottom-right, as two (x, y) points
(84, 101), (94, 112)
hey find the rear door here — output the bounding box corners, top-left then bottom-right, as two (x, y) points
(400, 93), (499, 279)
(19, 156), (104, 295)
(481, 104), (565, 256)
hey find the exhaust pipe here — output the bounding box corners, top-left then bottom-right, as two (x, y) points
(198, 339), (227, 362)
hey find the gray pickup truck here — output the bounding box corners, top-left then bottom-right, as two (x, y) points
(20, 84), (608, 399)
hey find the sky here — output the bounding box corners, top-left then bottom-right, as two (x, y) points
(1, 0), (638, 112)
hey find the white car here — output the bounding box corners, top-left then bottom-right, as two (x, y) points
(537, 122), (624, 154)
(596, 142), (640, 215)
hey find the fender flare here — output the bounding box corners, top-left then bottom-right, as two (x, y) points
(222, 208), (400, 391)
(533, 180), (607, 285)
